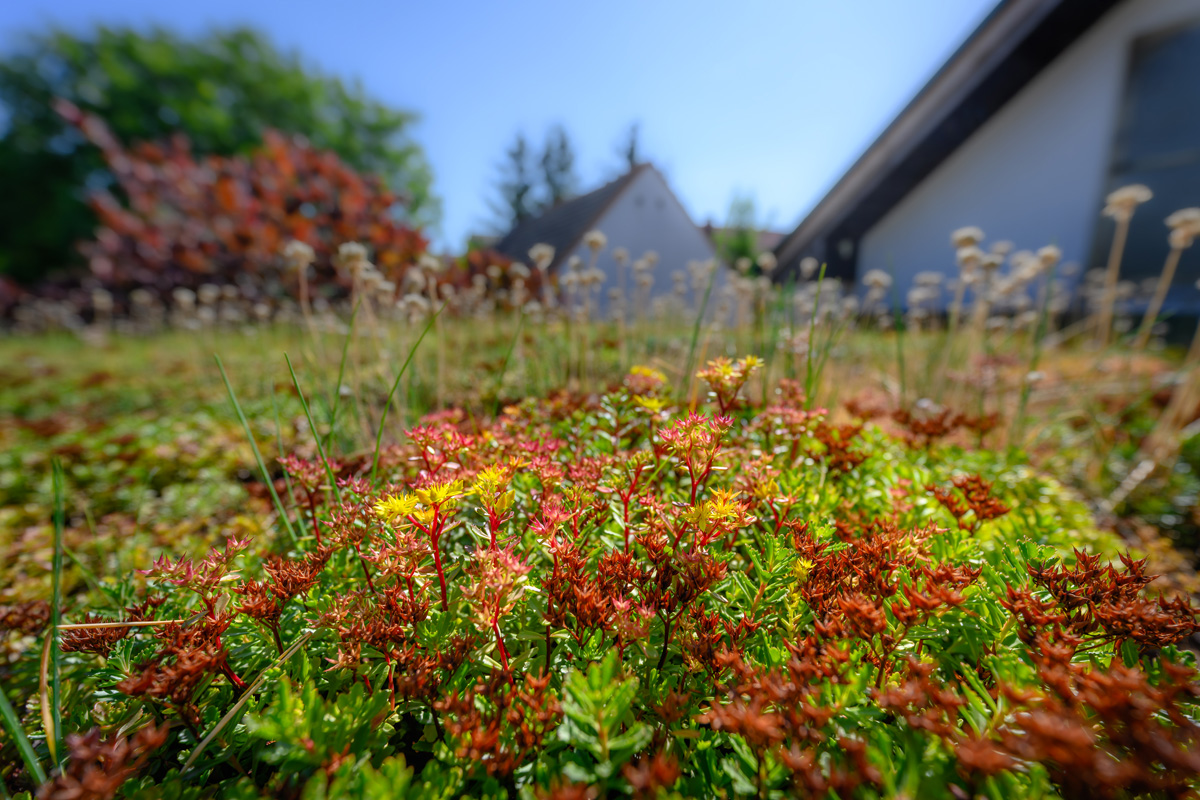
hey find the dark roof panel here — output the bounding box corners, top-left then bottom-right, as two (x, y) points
(774, 0), (1124, 281)
(495, 165), (648, 271)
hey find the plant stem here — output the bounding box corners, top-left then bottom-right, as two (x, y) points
(1133, 245), (1183, 351)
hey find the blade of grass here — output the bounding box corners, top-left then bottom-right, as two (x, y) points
(183, 630), (314, 773)
(285, 354), (340, 505)
(492, 312), (525, 418)
(812, 305), (850, 403)
(803, 263), (827, 409)
(678, 266), (718, 404)
(371, 303), (443, 482)
(325, 299), (360, 452)
(270, 385), (299, 514)
(0, 682), (45, 785)
(215, 354), (297, 545)
(1010, 263), (1057, 447)
(44, 459), (65, 765)
(888, 261), (907, 407)
(762, 273), (795, 405)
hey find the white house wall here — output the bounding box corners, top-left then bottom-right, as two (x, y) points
(857, 0), (1200, 303)
(562, 167), (727, 317)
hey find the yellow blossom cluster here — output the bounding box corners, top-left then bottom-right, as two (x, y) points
(373, 478), (465, 528)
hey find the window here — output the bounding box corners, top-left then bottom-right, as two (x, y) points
(1091, 20), (1200, 308)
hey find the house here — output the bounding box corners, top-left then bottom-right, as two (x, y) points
(494, 163), (726, 315)
(774, 0), (1200, 311)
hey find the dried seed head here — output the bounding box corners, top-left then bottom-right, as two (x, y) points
(583, 230), (607, 252)
(282, 239), (315, 271)
(863, 269), (892, 290)
(1166, 208), (1200, 249)
(1037, 245), (1062, 269)
(1103, 184), (1153, 222)
(528, 243), (555, 270)
(951, 226), (984, 248)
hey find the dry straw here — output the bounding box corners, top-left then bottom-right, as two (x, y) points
(1133, 208), (1200, 350)
(1096, 184), (1152, 346)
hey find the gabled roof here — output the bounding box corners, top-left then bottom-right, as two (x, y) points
(774, 0), (1124, 280)
(495, 164), (651, 271)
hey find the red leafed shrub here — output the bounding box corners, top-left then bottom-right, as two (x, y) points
(53, 98), (426, 304)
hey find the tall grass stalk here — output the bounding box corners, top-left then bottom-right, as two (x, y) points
(492, 312), (525, 418)
(889, 264), (908, 407)
(0, 684), (45, 784)
(370, 303), (443, 481)
(678, 266), (718, 404)
(1010, 264), (1057, 447)
(1133, 244), (1183, 351)
(762, 274), (794, 405)
(811, 305), (850, 408)
(1095, 215), (1132, 347)
(325, 300), (360, 450)
(285, 354), (340, 505)
(183, 630), (314, 773)
(215, 355), (298, 545)
(803, 264), (827, 409)
(271, 385), (300, 513)
(44, 459), (66, 765)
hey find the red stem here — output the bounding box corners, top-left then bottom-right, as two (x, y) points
(431, 540), (448, 612)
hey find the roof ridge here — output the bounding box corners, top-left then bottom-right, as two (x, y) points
(495, 163), (650, 270)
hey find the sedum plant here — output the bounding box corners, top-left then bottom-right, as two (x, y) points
(2, 359), (1199, 799)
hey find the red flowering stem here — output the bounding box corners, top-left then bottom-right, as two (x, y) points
(412, 511), (449, 611)
(486, 509), (501, 549)
(619, 465), (644, 550)
(431, 540), (448, 612)
(221, 661), (247, 691)
(493, 621), (510, 671)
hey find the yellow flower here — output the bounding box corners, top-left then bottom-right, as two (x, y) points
(473, 465), (508, 495)
(374, 493), (418, 522)
(472, 465), (518, 513)
(752, 478), (779, 501)
(416, 479), (465, 508)
(705, 488), (743, 522)
(629, 365), (667, 383)
(738, 355), (765, 373)
(635, 396), (668, 413)
(792, 558), (815, 586)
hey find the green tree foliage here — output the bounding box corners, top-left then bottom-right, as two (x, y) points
(618, 122), (641, 172)
(539, 124), (578, 209)
(0, 25), (437, 285)
(491, 126), (581, 232)
(490, 133), (539, 231)
(712, 193), (761, 270)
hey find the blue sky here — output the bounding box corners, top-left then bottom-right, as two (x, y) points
(1, 0), (998, 250)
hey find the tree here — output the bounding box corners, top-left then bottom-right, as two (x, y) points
(712, 194), (761, 271)
(490, 133), (539, 231)
(619, 123), (640, 171)
(0, 25), (437, 285)
(539, 125), (578, 209)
